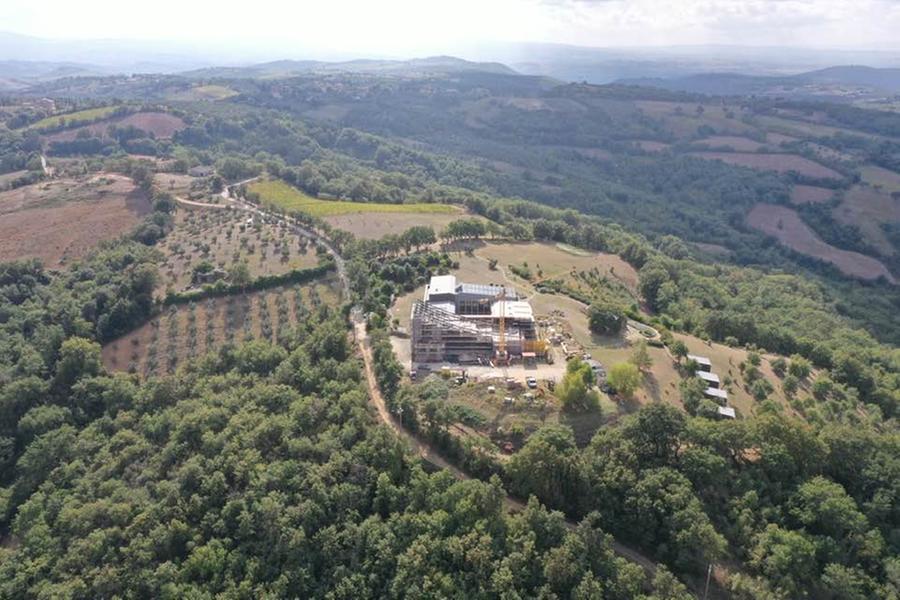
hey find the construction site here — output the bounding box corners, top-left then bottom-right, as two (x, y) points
(409, 275), (548, 366)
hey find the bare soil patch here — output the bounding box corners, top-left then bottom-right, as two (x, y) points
(0, 175), (150, 266)
(324, 210), (465, 240)
(833, 185), (900, 256)
(44, 112), (186, 142)
(860, 165), (900, 192)
(766, 132), (799, 146)
(565, 147), (613, 160)
(632, 140), (669, 152)
(790, 185), (834, 205)
(691, 152), (843, 180)
(746, 203), (894, 282)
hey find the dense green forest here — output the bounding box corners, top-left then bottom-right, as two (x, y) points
(2, 65), (900, 598)
(15, 72), (895, 344)
(0, 242), (695, 599)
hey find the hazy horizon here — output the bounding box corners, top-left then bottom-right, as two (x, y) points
(3, 0), (900, 61)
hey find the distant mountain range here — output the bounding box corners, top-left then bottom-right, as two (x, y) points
(182, 56), (518, 79)
(1, 29), (899, 98)
(617, 65), (900, 97)
(485, 42), (900, 84)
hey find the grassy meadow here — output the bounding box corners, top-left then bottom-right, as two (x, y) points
(249, 179), (457, 217)
(26, 105), (120, 131)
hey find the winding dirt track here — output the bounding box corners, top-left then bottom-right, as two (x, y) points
(173, 185), (709, 594)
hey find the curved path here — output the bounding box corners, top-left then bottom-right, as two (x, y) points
(172, 184), (715, 594)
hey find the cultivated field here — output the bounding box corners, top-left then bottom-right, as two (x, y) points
(0, 174), (150, 266)
(171, 84), (238, 101)
(697, 135), (764, 151)
(44, 111), (186, 142)
(765, 132), (800, 146)
(634, 101), (758, 140)
(324, 211), (465, 239)
(632, 140), (669, 152)
(790, 185), (834, 205)
(833, 186), (900, 256)
(690, 152), (843, 180)
(757, 115), (890, 142)
(155, 208), (321, 297)
(249, 179), (457, 217)
(26, 106), (119, 131)
(860, 165), (900, 193)
(102, 278), (339, 376)
(803, 142), (855, 163)
(746, 203), (895, 282)
(565, 147), (612, 161)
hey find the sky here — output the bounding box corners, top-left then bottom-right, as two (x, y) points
(3, 0), (900, 58)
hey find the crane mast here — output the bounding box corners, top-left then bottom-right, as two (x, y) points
(497, 288), (506, 361)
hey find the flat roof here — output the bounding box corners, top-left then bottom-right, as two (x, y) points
(717, 406), (736, 419)
(688, 354), (712, 365)
(491, 300), (533, 320)
(704, 387), (728, 399)
(697, 371), (720, 384)
(426, 275), (457, 297)
(458, 282), (515, 298)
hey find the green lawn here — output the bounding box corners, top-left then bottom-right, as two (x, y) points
(249, 179), (457, 217)
(26, 106), (120, 131)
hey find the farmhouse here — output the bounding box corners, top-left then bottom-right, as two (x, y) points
(410, 275), (544, 364)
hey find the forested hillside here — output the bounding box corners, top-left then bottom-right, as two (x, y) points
(1, 63), (899, 599)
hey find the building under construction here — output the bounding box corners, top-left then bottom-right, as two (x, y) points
(410, 275), (542, 364)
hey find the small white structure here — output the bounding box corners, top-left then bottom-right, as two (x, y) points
(704, 387), (728, 404)
(697, 371), (720, 388)
(688, 354), (712, 372)
(425, 275), (458, 302)
(717, 406), (736, 419)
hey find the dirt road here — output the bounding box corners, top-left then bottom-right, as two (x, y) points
(354, 321), (468, 478)
(175, 192), (689, 593)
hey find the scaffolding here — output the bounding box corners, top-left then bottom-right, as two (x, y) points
(411, 301), (492, 363)
(410, 300), (532, 364)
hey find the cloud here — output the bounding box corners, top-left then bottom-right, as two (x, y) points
(1, 0), (899, 54)
(530, 0), (900, 49)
